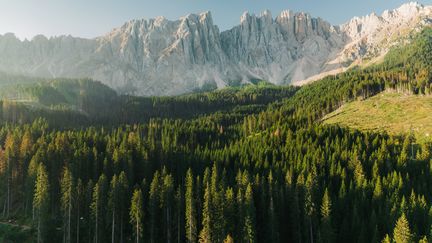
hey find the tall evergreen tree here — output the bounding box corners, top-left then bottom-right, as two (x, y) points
(91, 174), (108, 243)
(109, 174), (120, 243)
(199, 183), (212, 243)
(162, 172), (174, 243)
(224, 188), (235, 238)
(75, 178), (83, 243)
(34, 163), (50, 243)
(130, 188), (144, 243)
(60, 167), (73, 243)
(149, 171), (161, 243)
(185, 169), (197, 243)
(393, 213), (412, 243)
(118, 172), (129, 243)
(381, 234), (391, 243)
(320, 188), (333, 243)
(305, 171), (317, 243)
(243, 184), (256, 243)
(224, 234), (234, 243)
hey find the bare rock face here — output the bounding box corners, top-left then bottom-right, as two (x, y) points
(221, 10), (344, 84)
(335, 2), (432, 65)
(90, 12), (230, 95)
(0, 2), (431, 95)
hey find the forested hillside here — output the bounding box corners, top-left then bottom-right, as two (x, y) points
(0, 79), (298, 126)
(1, 28), (432, 243)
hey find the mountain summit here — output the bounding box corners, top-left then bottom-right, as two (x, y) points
(0, 2), (430, 95)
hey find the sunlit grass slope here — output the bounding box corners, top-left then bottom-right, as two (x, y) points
(323, 92), (432, 140)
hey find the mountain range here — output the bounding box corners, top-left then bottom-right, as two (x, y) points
(0, 1), (431, 96)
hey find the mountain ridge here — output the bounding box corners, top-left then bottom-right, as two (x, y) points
(0, 1), (430, 95)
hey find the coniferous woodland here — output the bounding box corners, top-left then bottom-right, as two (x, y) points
(1, 29), (432, 243)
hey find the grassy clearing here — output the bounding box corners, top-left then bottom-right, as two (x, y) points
(323, 92), (432, 141)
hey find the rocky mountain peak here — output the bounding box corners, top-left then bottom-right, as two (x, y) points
(277, 10), (295, 20)
(240, 11), (250, 24)
(0, 2), (431, 95)
(182, 11), (213, 24)
(397, 1), (424, 13)
(260, 10), (273, 23)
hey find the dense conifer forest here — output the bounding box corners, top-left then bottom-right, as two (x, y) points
(1, 28), (432, 243)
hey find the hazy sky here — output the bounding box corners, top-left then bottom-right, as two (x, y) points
(0, 0), (431, 40)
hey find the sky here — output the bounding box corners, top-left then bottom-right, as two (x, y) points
(0, 0), (431, 40)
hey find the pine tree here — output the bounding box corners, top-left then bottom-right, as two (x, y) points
(224, 188), (235, 238)
(34, 163), (50, 243)
(162, 172), (174, 243)
(175, 186), (183, 243)
(418, 236), (428, 243)
(185, 169), (197, 243)
(109, 174), (120, 243)
(149, 171), (161, 243)
(199, 183), (212, 243)
(210, 163), (224, 242)
(243, 184), (256, 243)
(118, 172), (129, 243)
(19, 130), (32, 210)
(27, 153), (40, 220)
(393, 213), (412, 243)
(236, 186), (244, 242)
(373, 177), (383, 200)
(305, 171), (317, 243)
(3, 133), (17, 219)
(75, 178), (83, 243)
(60, 167), (73, 243)
(85, 180), (94, 242)
(267, 171), (278, 242)
(91, 174), (108, 243)
(381, 234), (391, 243)
(320, 188), (333, 243)
(224, 234), (234, 243)
(130, 188), (144, 243)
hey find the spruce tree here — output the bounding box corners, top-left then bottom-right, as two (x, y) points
(381, 234), (391, 243)
(118, 172), (129, 243)
(34, 163), (50, 243)
(199, 183), (212, 243)
(419, 236), (428, 243)
(75, 178), (83, 243)
(109, 174), (120, 243)
(393, 213), (412, 243)
(224, 234), (234, 243)
(305, 172), (317, 243)
(320, 188), (333, 243)
(224, 187), (235, 238)
(185, 169), (197, 243)
(243, 184), (256, 243)
(373, 177), (383, 200)
(60, 167), (73, 243)
(149, 171), (161, 243)
(162, 173), (174, 243)
(91, 174), (108, 243)
(130, 188), (144, 243)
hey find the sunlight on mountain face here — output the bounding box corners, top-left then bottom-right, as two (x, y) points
(0, 2), (429, 96)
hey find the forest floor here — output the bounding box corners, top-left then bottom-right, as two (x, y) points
(0, 220), (33, 243)
(323, 92), (432, 141)
(0, 220), (31, 230)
